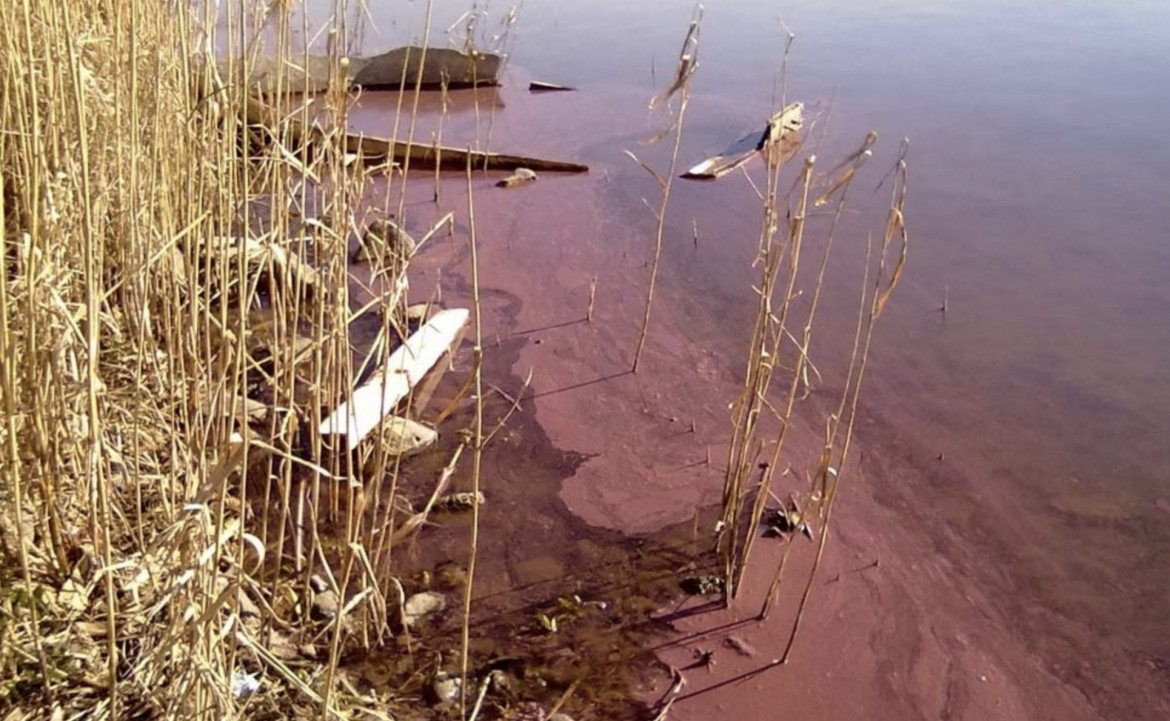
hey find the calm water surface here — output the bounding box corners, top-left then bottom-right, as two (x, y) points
(222, 0), (1170, 713)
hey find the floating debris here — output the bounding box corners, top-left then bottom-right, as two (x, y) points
(529, 80), (575, 92)
(682, 102), (804, 180)
(496, 167), (538, 188)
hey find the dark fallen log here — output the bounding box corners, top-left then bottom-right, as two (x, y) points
(241, 94), (589, 174)
(219, 47), (501, 94)
(682, 102), (804, 180)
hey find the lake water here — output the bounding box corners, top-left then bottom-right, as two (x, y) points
(217, 0), (1170, 717)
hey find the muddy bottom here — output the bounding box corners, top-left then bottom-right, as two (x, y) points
(338, 321), (726, 720)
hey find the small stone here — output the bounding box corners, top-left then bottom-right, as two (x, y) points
(403, 591), (446, 627)
(435, 491), (486, 512)
(312, 588), (340, 620)
(432, 672), (462, 704)
(375, 416), (437, 457)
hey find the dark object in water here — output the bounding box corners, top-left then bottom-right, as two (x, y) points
(237, 94), (589, 174)
(682, 102), (803, 180)
(764, 498), (813, 539)
(218, 47), (501, 94)
(529, 81), (575, 92)
(680, 574), (725, 596)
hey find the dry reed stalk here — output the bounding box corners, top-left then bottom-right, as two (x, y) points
(716, 139), (811, 601)
(774, 157), (908, 663)
(0, 0), (424, 715)
(458, 150), (486, 718)
(729, 154), (818, 597)
(630, 10), (701, 373)
(752, 133), (882, 618)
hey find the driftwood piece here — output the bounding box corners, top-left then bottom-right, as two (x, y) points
(239, 93), (585, 174)
(320, 308), (469, 451)
(220, 47), (501, 94)
(240, 95), (589, 174)
(529, 81), (575, 92)
(682, 102), (804, 180)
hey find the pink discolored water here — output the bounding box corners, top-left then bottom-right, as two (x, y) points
(220, 0), (1170, 717)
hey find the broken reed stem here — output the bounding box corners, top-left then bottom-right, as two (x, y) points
(459, 149), (486, 719)
(632, 14), (700, 373)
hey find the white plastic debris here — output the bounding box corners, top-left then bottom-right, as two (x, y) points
(232, 668), (261, 699)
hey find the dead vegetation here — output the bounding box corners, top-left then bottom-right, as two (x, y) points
(0, 0), (487, 717)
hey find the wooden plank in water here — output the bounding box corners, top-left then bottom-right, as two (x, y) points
(529, 81), (575, 92)
(682, 102), (804, 180)
(242, 95), (589, 174)
(320, 308), (469, 451)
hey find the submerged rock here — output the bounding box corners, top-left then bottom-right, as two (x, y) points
(354, 218), (417, 263)
(431, 671), (462, 704)
(376, 416), (438, 457)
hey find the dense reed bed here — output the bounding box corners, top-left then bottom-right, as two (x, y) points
(0, 0), (483, 717)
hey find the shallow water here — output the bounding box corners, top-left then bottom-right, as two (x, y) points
(220, 0), (1170, 717)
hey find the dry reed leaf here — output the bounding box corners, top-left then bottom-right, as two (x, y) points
(650, 17), (701, 111)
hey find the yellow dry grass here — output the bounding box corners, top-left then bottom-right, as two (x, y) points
(0, 0), (417, 717)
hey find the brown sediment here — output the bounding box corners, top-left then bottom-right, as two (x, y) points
(339, 67), (1170, 721)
